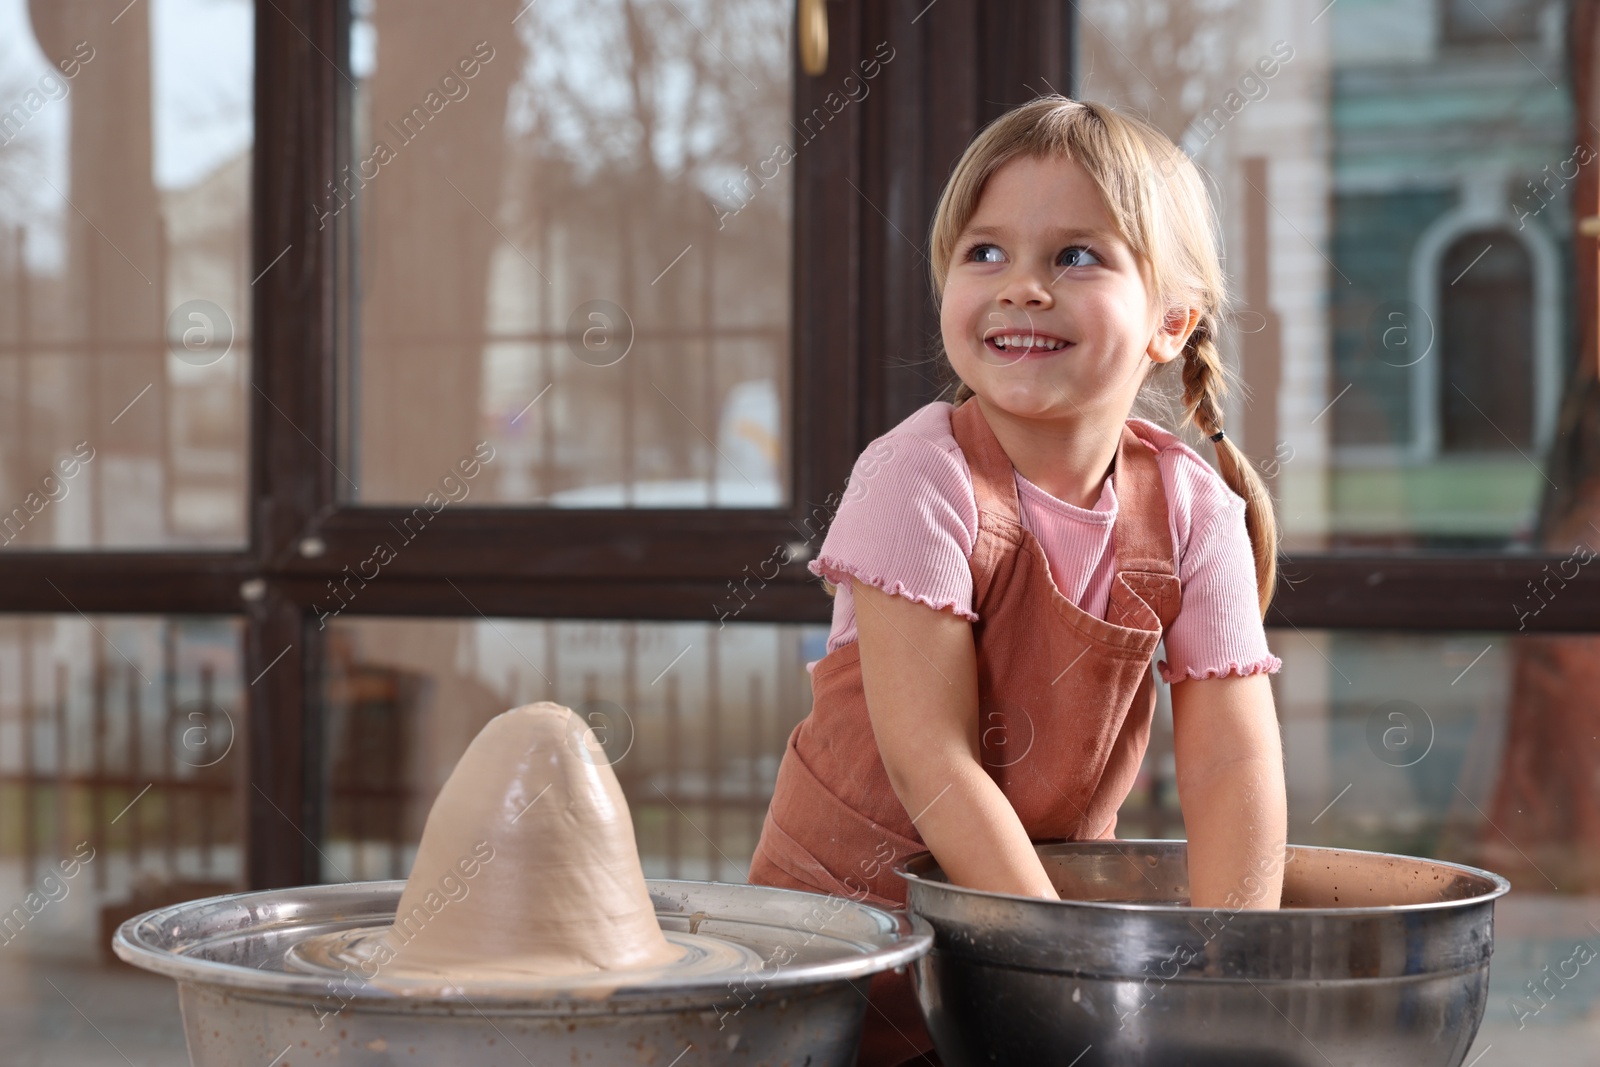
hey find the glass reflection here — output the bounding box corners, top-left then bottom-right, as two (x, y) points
(343, 0), (793, 508)
(1076, 0), (1581, 551)
(0, 0), (252, 550)
(319, 617), (825, 882)
(0, 613), (244, 1066)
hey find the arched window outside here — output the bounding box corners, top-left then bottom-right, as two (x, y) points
(1438, 230), (1535, 452)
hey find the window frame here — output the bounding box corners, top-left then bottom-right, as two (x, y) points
(0, 0), (1595, 891)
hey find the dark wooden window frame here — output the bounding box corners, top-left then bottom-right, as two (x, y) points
(0, 0), (1595, 889)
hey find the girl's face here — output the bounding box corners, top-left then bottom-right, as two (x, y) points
(940, 154), (1194, 425)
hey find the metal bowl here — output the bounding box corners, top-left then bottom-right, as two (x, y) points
(899, 840), (1510, 1067)
(113, 878), (930, 1067)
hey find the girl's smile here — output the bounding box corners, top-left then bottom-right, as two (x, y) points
(981, 327), (1073, 360)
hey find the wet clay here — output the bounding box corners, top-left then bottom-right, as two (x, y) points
(385, 702), (683, 978)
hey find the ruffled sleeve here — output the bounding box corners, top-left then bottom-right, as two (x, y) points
(1157, 489), (1283, 683)
(808, 433), (981, 624)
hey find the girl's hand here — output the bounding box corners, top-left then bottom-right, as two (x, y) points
(1171, 672), (1288, 910)
(852, 581), (1059, 900)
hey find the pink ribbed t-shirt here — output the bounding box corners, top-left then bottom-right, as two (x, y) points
(808, 402), (1281, 684)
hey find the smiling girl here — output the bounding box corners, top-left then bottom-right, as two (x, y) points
(748, 96), (1288, 1066)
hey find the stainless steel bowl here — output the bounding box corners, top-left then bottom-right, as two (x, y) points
(899, 840), (1510, 1067)
(113, 878), (930, 1067)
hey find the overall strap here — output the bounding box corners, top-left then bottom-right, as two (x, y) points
(1105, 422), (1183, 635)
(1110, 422), (1179, 578)
(949, 398), (1024, 528)
(950, 400), (1181, 630)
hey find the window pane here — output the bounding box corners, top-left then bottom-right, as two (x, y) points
(0, 614), (245, 1066)
(0, 0), (253, 550)
(1076, 1), (1580, 551)
(342, 0), (793, 509)
(318, 617), (825, 881)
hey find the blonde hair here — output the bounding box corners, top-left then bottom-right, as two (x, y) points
(927, 96), (1278, 617)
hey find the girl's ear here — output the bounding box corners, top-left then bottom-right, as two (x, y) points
(1149, 305), (1201, 365)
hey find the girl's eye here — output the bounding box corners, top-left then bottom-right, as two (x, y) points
(1057, 245), (1100, 269)
(967, 243), (1005, 264)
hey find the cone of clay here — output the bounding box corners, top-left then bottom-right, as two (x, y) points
(386, 702), (681, 977)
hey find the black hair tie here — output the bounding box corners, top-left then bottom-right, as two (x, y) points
(1209, 429), (1226, 442)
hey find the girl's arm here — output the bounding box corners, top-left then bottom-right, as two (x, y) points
(1171, 672), (1287, 909)
(852, 581), (1059, 900)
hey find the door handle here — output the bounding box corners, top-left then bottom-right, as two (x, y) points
(800, 0), (828, 75)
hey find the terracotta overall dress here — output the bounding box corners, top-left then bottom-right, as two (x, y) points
(747, 398), (1183, 1066)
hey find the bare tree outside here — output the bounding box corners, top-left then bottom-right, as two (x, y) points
(351, 0), (793, 507)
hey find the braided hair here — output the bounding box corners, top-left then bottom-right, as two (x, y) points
(1177, 314), (1278, 616)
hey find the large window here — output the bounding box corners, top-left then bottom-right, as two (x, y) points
(0, 0), (1594, 1063)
